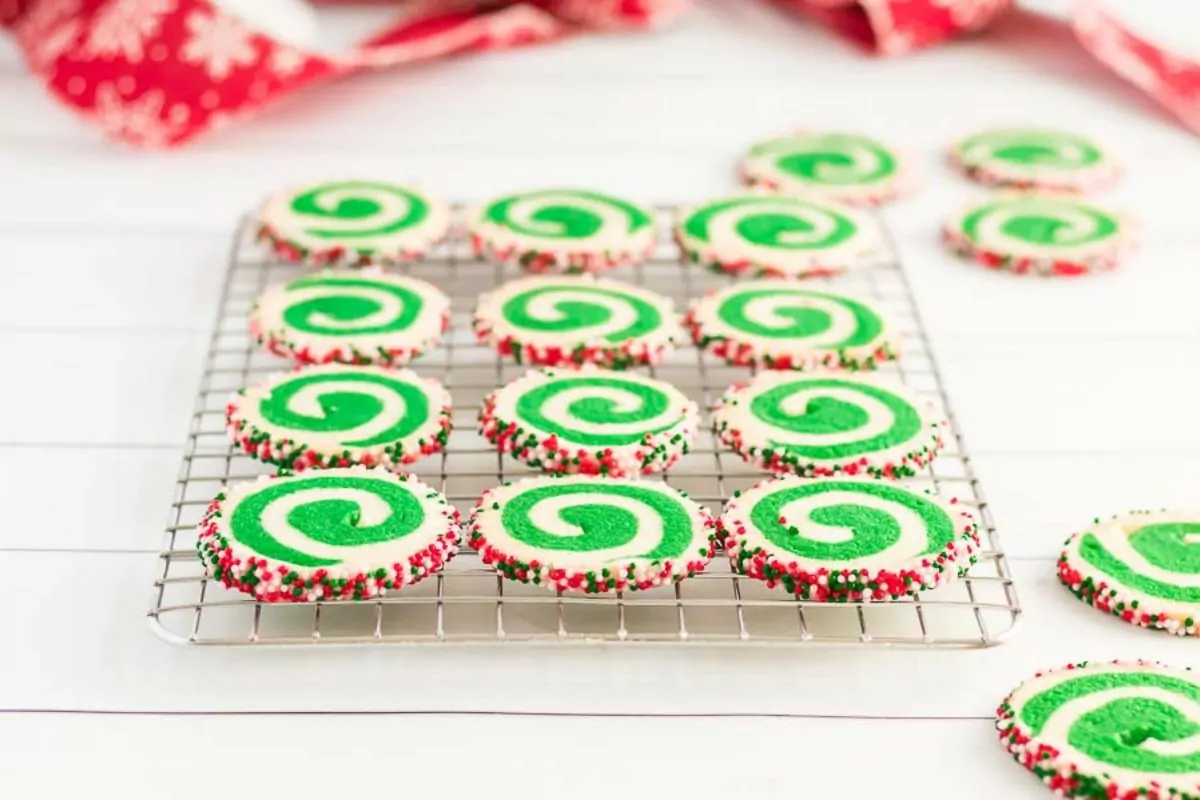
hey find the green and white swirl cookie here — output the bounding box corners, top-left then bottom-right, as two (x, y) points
(686, 280), (898, 370)
(473, 275), (683, 369)
(481, 365), (698, 478)
(740, 132), (910, 206)
(197, 467), (459, 602)
(997, 661), (1200, 799)
(250, 269), (450, 366)
(720, 476), (979, 601)
(713, 372), (944, 479)
(227, 364), (452, 471)
(676, 194), (882, 278)
(257, 180), (450, 266)
(943, 194), (1135, 276)
(468, 475), (717, 593)
(469, 188), (657, 273)
(1059, 510), (1200, 637)
(950, 128), (1120, 193)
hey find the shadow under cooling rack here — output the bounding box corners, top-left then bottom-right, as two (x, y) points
(148, 208), (1022, 648)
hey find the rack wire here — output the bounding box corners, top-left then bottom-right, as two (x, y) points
(148, 207), (1021, 647)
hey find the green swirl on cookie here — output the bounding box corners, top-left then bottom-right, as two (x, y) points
(751, 134), (897, 185)
(683, 196), (858, 250)
(715, 287), (883, 346)
(290, 181), (431, 239)
(281, 276), (424, 336)
(500, 482), (694, 560)
(229, 475), (426, 568)
(259, 371), (430, 448)
(483, 190), (653, 240)
(961, 198), (1119, 247)
(500, 285), (662, 341)
(749, 378), (922, 459)
(1020, 670), (1200, 773)
(747, 481), (955, 561)
(515, 375), (679, 447)
(959, 130), (1103, 169)
(1079, 522), (1200, 602)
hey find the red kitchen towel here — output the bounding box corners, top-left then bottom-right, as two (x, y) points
(772, 0), (1200, 134)
(1, 0), (682, 147)
(1069, 0), (1200, 135)
(4, 0), (1198, 146)
(770, 0), (1014, 56)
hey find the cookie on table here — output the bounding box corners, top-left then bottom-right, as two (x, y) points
(1058, 510), (1200, 636)
(740, 131), (910, 206)
(250, 269), (450, 367)
(468, 475), (718, 593)
(942, 194), (1135, 276)
(996, 661), (1200, 799)
(257, 180), (450, 266)
(676, 194), (883, 278)
(719, 476), (978, 601)
(686, 280), (898, 370)
(227, 364), (451, 471)
(197, 467), (459, 602)
(468, 188), (657, 273)
(473, 274), (683, 369)
(713, 372), (945, 479)
(481, 365), (698, 477)
(949, 128), (1120, 193)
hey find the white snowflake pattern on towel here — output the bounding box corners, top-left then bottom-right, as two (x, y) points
(83, 0), (176, 62)
(92, 81), (186, 147)
(180, 8), (257, 80)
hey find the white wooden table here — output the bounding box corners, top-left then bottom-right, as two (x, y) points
(2, 2), (1199, 795)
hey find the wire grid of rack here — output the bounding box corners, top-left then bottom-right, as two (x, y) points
(148, 207), (1021, 647)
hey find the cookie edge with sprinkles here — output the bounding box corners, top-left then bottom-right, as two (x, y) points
(255, 183), (452, 267)
(674, 195), (885, 279)
(467, 476), (719, 594)
(739, 132), (913, 207)
(948, 130), (1122, 193)
(467, 190), (658, 274)
(712, 375), (946, 479)
(249, 270), (452, 368)
(196, 468), (460, 603)
(479, 367), (699, 478)
(684, 284), (900, 371)
(226, 366), (453, 473)
(995, 660), (1200, 800)
(472, 277), (684, 369)
(1057, 511), (1200, 637)
(717, 475), (979, 602)
(941, 195), (1138, 277)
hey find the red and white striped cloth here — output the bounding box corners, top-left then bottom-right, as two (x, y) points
(2, 0), (1197, 148)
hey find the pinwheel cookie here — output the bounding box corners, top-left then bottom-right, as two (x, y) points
(481, 365), (698, 477)
(997, 661), (1200, 800)
(942, 195), (1135, 276)
(719, 476), (979, 602)
(740, 131), (911, 206)
(197, 468), (459, 603)
(949, 128), (1120, 192)
(473, 275), (683, 369)
(676, 194), (883, 278)
(257, 180), (450, 266)
(468, 475), (718, 593)
(468, 188), (657, 273)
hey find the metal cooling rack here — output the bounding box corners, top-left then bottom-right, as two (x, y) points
(148, 208), (1021, 647)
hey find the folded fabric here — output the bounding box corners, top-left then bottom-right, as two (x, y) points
(3, 0), (1197, 147)
(1, 0), (683, 147)
(771, 0), (1200, 135)
(769, 0), (1014, 56)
